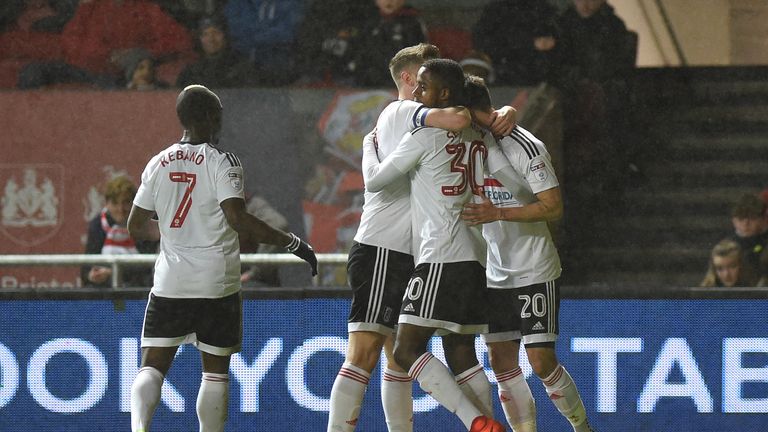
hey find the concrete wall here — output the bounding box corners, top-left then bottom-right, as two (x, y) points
(613, 0), (731, 66)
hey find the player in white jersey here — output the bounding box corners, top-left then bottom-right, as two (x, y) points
(329, 43), (516, 432)
(362, 59), (526, 432)
(461, 76), (594, 432)
(126, 85), (317, 432)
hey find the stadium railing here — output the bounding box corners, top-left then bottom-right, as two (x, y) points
(2, 254), (767, 301)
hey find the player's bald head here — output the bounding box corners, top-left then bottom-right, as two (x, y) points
(176, 85), (222, 130)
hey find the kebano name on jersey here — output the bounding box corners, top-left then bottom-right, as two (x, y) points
(160, 149), (205, 167)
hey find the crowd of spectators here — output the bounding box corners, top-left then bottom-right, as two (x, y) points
(3, 0), (643, 286)
(1, 0), (636, 91)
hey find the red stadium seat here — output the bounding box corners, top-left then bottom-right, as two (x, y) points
(0, 59), (26, 88)
(427, 27), (473, 61)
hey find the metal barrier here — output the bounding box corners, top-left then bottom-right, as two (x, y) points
(0, 253), (348, 288)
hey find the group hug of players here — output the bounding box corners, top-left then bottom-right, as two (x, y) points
(123, 42), (593, 432)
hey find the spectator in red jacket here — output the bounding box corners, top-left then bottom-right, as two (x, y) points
(0, 0), (77, 85)
(18, 0), (193, 89)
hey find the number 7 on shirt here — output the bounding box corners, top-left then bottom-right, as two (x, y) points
(169, 172), (197, 228)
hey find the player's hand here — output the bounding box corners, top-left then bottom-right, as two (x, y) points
(490, 105), (517, 136)
(461, 193), (503, 226)
(285, 233), (318, 276)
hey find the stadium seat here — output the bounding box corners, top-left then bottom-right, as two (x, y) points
(427, 27), (473, 61)
(0, 59), (25, 88)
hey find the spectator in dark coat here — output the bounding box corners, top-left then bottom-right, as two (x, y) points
(553, 0), (634, 90)
(552, 0), (638, 261)
(351, 0), (427, 87)
(472, 0), (559, 86)
(294, 0), (373, 87)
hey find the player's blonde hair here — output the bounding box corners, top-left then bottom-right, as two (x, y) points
(388, 43), (440, 88)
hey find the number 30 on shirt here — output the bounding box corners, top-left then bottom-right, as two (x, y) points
(441, 140), (487, 197)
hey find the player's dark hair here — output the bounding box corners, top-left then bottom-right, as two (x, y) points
(421, 58), (465, 106)
(176, 85), (222, 129)
(463, 74), (492, 111)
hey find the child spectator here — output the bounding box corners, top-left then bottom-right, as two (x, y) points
(81, 176), (157, 288)
(176, 15), (253, 89)
(224, 0), (305, 85)
(700, 239), (761, 288)
(18, 0), (193, 89)
(119, 48), (168, 90)
(351, 0), (428, 87)
(728, 192), (768, 281)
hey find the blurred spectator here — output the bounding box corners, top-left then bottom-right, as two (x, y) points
(17, 0), (193, 89)
(728, 193), (768, 281)
(459, 50), (495, 84)
(294, 0), (373, 87)
(176, 15), (253, 89)
(553, 0), (635, 90)
(154, 0), (225, 31)
(118, 48), (168, 90)
(0, 1), (77, 87)
(472, 0), (558, 86)
(700, 239), (761, 288)
(239, 195), (289, 287)
(553, 0), (637, 254)
(224, 0), (305, 86)
(0, 0), (77, 33)
(81, 176), (157, 288)
(351, 0), (428, 87)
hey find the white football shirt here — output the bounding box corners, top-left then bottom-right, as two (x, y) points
(134, 142), (245, 298)
(354, 99), (430, 254)
(483, 126), (562, 288)
(363, 125), (493, 266)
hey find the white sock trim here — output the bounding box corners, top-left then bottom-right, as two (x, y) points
(455, 363), (484, 385)
(339, 361), (371, 385)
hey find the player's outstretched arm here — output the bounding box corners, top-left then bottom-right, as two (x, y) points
(462, 187), (563, 225)
(424, 106), (471, 132)
(127, 205), (160, 241)
(220, 198), (318, 275)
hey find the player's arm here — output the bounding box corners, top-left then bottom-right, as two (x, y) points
(220, 198), (318, 275)
(424, 106), (471, 132)
(362, 130), (422, 192)
(462, 186), (562, 225)
(127, 205), (160, 241)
